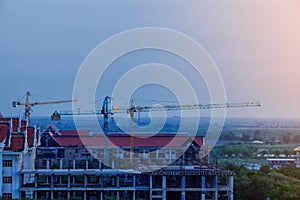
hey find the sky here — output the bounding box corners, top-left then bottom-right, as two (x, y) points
(0, 0), (300, 118)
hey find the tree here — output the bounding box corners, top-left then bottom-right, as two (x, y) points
(260, 165), (271, 174)
(233, 164), (300, 200)
(253, 130), (263, 141)
(277, 166), (300, 180)
(282, 134), (292, 143)
(293, 135), (300, 143)
(241, 133), (251, 142)
(220, 131), (235, 141)
(273, 149), (281, 157)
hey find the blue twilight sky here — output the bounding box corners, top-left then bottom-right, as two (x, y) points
(0, 0), (300, 118)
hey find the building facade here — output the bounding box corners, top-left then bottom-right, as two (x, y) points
(0, 117), (38, 199)
(21, 164), (234, 200)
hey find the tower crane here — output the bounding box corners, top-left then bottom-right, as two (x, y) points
(13, 91), (76, 125)
(51, 96), (261, 165)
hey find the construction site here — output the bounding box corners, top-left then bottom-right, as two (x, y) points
(0, 92), (260, 200)
(20, 125), (234, 200)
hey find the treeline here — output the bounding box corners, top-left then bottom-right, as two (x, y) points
(281, 133), (300, 144)
(210, 145), (258, 158)
(226, 164), (300, 200)
(221, 130), (300, 144)
(220, 131), (264, 142)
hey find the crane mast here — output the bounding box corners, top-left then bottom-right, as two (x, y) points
(101, 96), (113, 167)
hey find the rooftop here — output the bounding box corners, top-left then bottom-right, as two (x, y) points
(0, 117), (38, 152)
(43, 125), (203, 148)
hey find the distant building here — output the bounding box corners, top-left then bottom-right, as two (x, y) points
(252, 140), (264, 145)
(246, 163), (261, 171)
(294, 146), (300, 168)
(0, 117), (39, 199)
(266, 158), (296, 169)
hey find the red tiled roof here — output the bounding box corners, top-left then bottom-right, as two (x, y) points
(5, 134), (25, 151)
(27, 127), (34, 147)
(0, 123), (9, 143)
(20, 126), (35, 147)
(60, 130), (89, 136)
(0, 118), (19, 132)
(193, 137), (203, 147)
(0, 117), (39, 151)
(109, 135), (189, 147)
(53, 135), (100, 147)
(51, 133), (202, 148)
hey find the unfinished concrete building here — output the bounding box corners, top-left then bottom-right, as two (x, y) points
(20, 125), (234, 200)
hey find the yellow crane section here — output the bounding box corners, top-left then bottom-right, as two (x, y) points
(13, 91), (76, 125)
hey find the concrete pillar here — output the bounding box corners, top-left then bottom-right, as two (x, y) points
(100, 191), (103, 200)
(133, 175), (136, 187)
(133, 191), (136, 200)
(50, 174), (54, 200)
(117, 175), (120, 187)
(73, 159), (76, 169)
(215, 175), (218, 200)
(51, 174), (54, 188)
(229, 176), (234, 200)
(84, 174), (87, 187)
(68, 174), (70, 188)
(86, 160), (89, 170)
(181, 176), (186, 200)
(60, 159), (63, 169)
(67, 191), (70, 199)
(133, 175), (136, 200)
(149, 175), (153, 200)
(84, 191), (87, 200)
(46, 160), (50, 169)
(34, 173), (38, 188)
(162, 176), (166, 200)
(112, 176), (115, 186)
(25, 191), (34, 199)
(201, 176), (205, 200)
(99, 175), (102, 187)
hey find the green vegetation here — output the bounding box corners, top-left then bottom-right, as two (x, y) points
(220, 128), (300, 145)
(210, 142), (299, 166)
(211, 144), (258, 158)
(228, 165), (300, 200)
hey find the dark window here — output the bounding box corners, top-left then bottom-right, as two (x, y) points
(2, 193), (12, 199)
(3, 176), (12, 184)
(3, 160), (12, 167)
